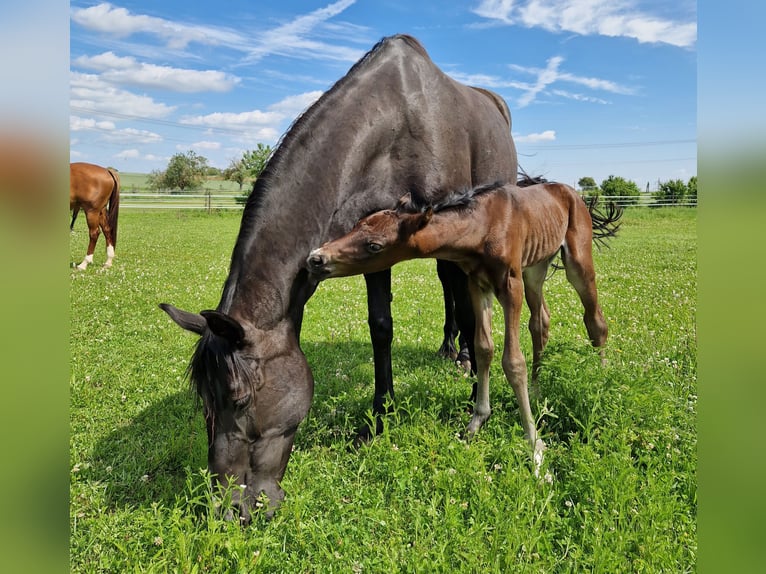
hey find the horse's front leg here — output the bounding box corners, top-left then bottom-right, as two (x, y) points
(436, 260), (459, 360)
(360, 269), (394, 442)
(465, 281), (493, 437)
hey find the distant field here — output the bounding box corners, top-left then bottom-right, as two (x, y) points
(70, 207), (696, 572)
(118, 172), (247, 194)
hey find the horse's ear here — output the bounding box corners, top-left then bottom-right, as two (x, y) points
(396, 193), (412, 212)
(200, 310), (246, 346)
(159, 303), (207, 335)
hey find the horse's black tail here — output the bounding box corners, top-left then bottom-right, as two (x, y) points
(106, 168), (120, 248)
(586, 196), (623, 248)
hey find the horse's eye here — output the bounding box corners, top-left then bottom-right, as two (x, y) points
(367, 242), (383, 253)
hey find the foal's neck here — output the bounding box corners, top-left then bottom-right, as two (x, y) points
(410, 200), (495, 257)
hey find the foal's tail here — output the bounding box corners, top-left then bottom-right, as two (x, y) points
(106, 168), (120, 248)
(586, 196), (623, 248)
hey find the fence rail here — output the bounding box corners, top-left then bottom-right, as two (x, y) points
(120, 192), (697, 210)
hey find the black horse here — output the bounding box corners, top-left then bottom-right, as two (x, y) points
(160, 34), (518, 522)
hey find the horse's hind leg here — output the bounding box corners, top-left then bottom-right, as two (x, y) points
(76, 210), (101, 270)
(523, 262), (551, 399)
(561, 235), (608, 359)
(99, 210), (115, 268)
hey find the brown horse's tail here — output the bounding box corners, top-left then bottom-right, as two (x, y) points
(106, 168), (120, 248)
(586, 196), (623, 248)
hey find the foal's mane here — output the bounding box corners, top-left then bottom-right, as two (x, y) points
(400, 170), (549, 215)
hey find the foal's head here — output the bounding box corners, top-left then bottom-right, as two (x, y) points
(307, 193), (432, 278)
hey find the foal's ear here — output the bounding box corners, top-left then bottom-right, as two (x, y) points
(418, 206), (433, 229)
(200, 310), (246, 346)
(395, 193), (412, 212)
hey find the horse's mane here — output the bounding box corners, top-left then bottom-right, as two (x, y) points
(242, 35), (427, 217)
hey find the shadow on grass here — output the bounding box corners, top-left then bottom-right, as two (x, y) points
(87, 338), (601, 512)
(86, 340), (474, 511)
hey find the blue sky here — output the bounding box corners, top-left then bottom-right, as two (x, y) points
(70, 0), (697, 189)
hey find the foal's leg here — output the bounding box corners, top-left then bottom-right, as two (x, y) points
(361, 269), (395, 441)
(76, 209), (101, 270)
(499, 271), (545, 471)
(522, 262), (551, 398)
(465, 281), (493, 437)
(561, 235), (608, 361)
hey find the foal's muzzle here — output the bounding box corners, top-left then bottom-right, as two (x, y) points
(306, 250), (331, 277)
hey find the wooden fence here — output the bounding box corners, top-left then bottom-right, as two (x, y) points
(119, 192), (697, 210)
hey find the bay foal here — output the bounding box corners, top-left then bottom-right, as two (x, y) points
(307, 181), (621, 467)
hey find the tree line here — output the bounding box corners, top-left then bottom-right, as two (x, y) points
(147, 149), (696, 207)
(578, 175), (697, 206)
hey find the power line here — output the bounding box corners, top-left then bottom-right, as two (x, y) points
(523, 139), (695, 150)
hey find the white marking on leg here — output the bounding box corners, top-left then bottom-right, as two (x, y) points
(77, 253), (93, 270)
(104, 244), (115, 268)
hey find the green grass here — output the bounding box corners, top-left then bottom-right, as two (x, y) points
(70, 207), (696, 572)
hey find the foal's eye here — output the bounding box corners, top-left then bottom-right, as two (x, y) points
(367, 242), (383, 253)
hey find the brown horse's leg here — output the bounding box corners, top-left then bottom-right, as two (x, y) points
(561, 233), (608, 360)
(465, 280), (493, 437)
(499, 270), (545, 473)
(98, 210), (115, 268)
(523, 262), (551, 398)
(77, 209), (101, 270)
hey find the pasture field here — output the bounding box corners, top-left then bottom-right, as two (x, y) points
(70, 207), (696, 572)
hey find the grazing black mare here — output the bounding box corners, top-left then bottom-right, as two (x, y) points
(160, 34), (518, 523)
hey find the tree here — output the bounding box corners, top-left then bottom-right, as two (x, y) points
(149, 150), (209, 192)
(578, 176), (598, 192)
(224, 144), (273, 192)
(687, 175), (697, 203)
(654, 179), (688, 205)
(600, 175), (641, 206)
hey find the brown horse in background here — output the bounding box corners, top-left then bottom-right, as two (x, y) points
(70, 162), (120, 270)
(308, 181), (622, 473)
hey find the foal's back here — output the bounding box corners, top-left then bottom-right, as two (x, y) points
(484, 182), (584, 268)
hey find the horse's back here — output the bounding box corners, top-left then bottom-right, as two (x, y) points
(70, 162), (115, 210)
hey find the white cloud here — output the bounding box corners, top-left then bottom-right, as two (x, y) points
(70, 116), (116, 131)
(472, 0), (696, 47)
(186, 141), (222, 151)
(180, 91), (324, 136)
(70, 114), (163, 144)
(70, 72), (176, 118)
(515, 130), (556, 143)
(246, 0), (366, 63)
(74, 52), (240, 93)
(71, 1), (368, 63)
(510, 56), (634, 107)
(71, 2), (244, 50)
